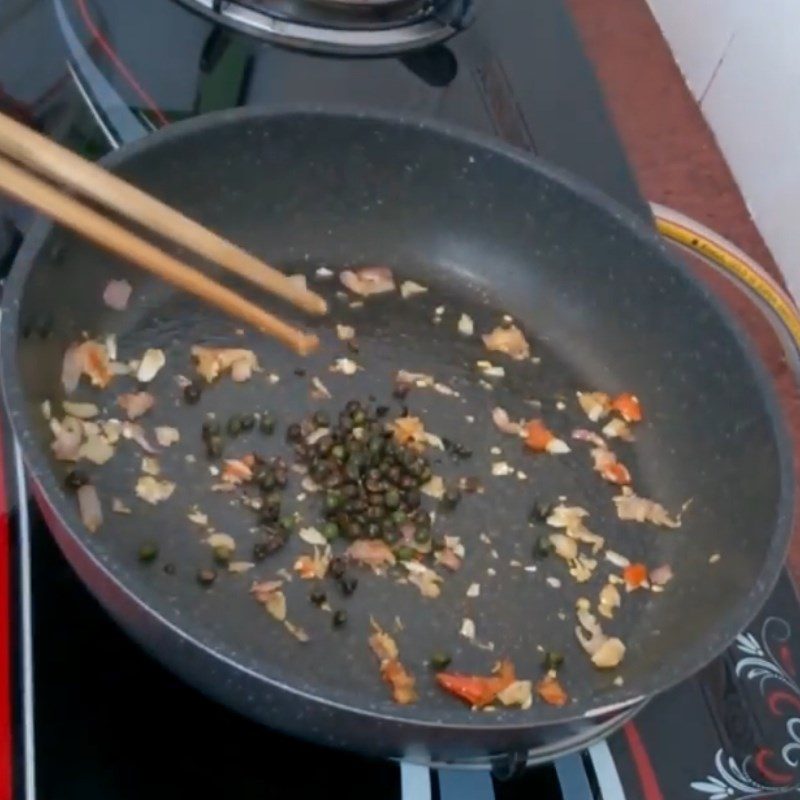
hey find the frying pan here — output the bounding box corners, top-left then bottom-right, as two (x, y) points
(0, 107), (793, 761)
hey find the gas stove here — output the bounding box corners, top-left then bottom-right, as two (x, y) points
(0, 1), (799, 798)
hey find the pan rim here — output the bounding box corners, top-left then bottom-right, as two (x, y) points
(0, 103), (793, 739)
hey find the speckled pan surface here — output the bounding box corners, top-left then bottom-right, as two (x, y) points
(0, 107), (793, 759)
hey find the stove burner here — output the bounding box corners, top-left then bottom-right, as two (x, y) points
(174, 0), (475, 55)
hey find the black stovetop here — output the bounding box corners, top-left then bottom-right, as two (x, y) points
(1, 1), (799, 798)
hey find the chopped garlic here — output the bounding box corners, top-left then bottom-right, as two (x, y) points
(400, 280), (428, 298)
(457, 313), (474, 336)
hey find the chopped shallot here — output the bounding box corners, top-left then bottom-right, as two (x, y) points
(340, 266), (396, 296)
(403, 561), (442, 598)
(598, 583), (622, 619)
(311, 377), (332, 399)
(122, 422), (158, 454)
(549, 533), (579, 561)
(590, 446), (631, 486)
(77, 484), (102, 532)
(492, 407), (523, 436)
(298, 526), (328, 546)
(78, 435), (114, 465)
(207, 532), (236, 551)
(482, 324), (530, 360)
(336, 324), (355, 341)
(251, 580), (287, 621)
(71, 340), (112, 389)
(61, 344), (82, 393)
(400, 280), (427, 299)
(435, 548), (462, 572)
(103, 279), (132, 310)
(572, 428), (606, 448)
(592, 638), (627, 669)
(135, 476), (175, 504)
(602, 417), (634, 441)
(613, 487), (682, 528)
(117, 391), (155, 420)
(369, 623), (418, 704)
(293, 548), (330, 580)
(649, 564), (674, 586)
(457, 313), (474, 336)
(537, 674), (569, 707)
(330, 358), (358, 375)
(497, 680), (533, 709)
(136, 348), (166, 383)
(421, 475), (445, 500)
(575, 608), (626, 668)
(155, 426), (180, 447)
(51, 417), (83, 461)
(191, 346), (258, 383)
(112, 498), (132, 514)
(576, 391), (610, 422)
(221, 458), (253, 484)
(62, 401), (99, 420)
(347, 539), (396, 568)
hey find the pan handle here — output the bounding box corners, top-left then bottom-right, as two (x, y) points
(652, 203), (800, 380)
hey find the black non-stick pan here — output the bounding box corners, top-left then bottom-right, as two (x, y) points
(0, 107), (793, 761)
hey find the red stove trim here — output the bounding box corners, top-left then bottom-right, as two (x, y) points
(74, 0), (170, 127)
(622, 721), (664, 800)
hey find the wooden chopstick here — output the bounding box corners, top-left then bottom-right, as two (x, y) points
(0, 111), (327, 316)
(0, 154), (319, 356)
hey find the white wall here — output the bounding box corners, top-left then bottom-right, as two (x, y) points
(646, 0), (800, 298)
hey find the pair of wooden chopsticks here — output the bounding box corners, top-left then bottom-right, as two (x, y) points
(0, 112), (324, 355)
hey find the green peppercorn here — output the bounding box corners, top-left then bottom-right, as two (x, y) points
(197, 568), (216, 587)
(202, 418), (220, 439)
(183, 382), (202, 405)
(366, 522), (382, 538)
(138, 542), (158, 563)
(322, 521), (340, 541)
(430, 652), (452, 670)
(324, 491), (343, 513)
(391, 509), (407, 526)
(396, 545), (416, 561)
(286, 423), (303, 443)
(414, 527), (431, 545)
(352, 409), (366, 426)
(279, 516), (295, 533)
(543, 651), (564, 671)
(384, 489), (401, 510)
(226, 414), (243, 436)
(240, 413), (255, 431)
(332, 609), (348, 627)
(534, 535), (554, 558)
(206, 435), (224, 459)
(345, 400), (361, 415)
(259, 413), (275, 435)
(331, 444), (346, 461)
(259, 470), (276, 491)
(339, 575), (358, 596)
(345, 520), (364, 540)
(328, 556), (347, 579)
(213, 545), (232, 565)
